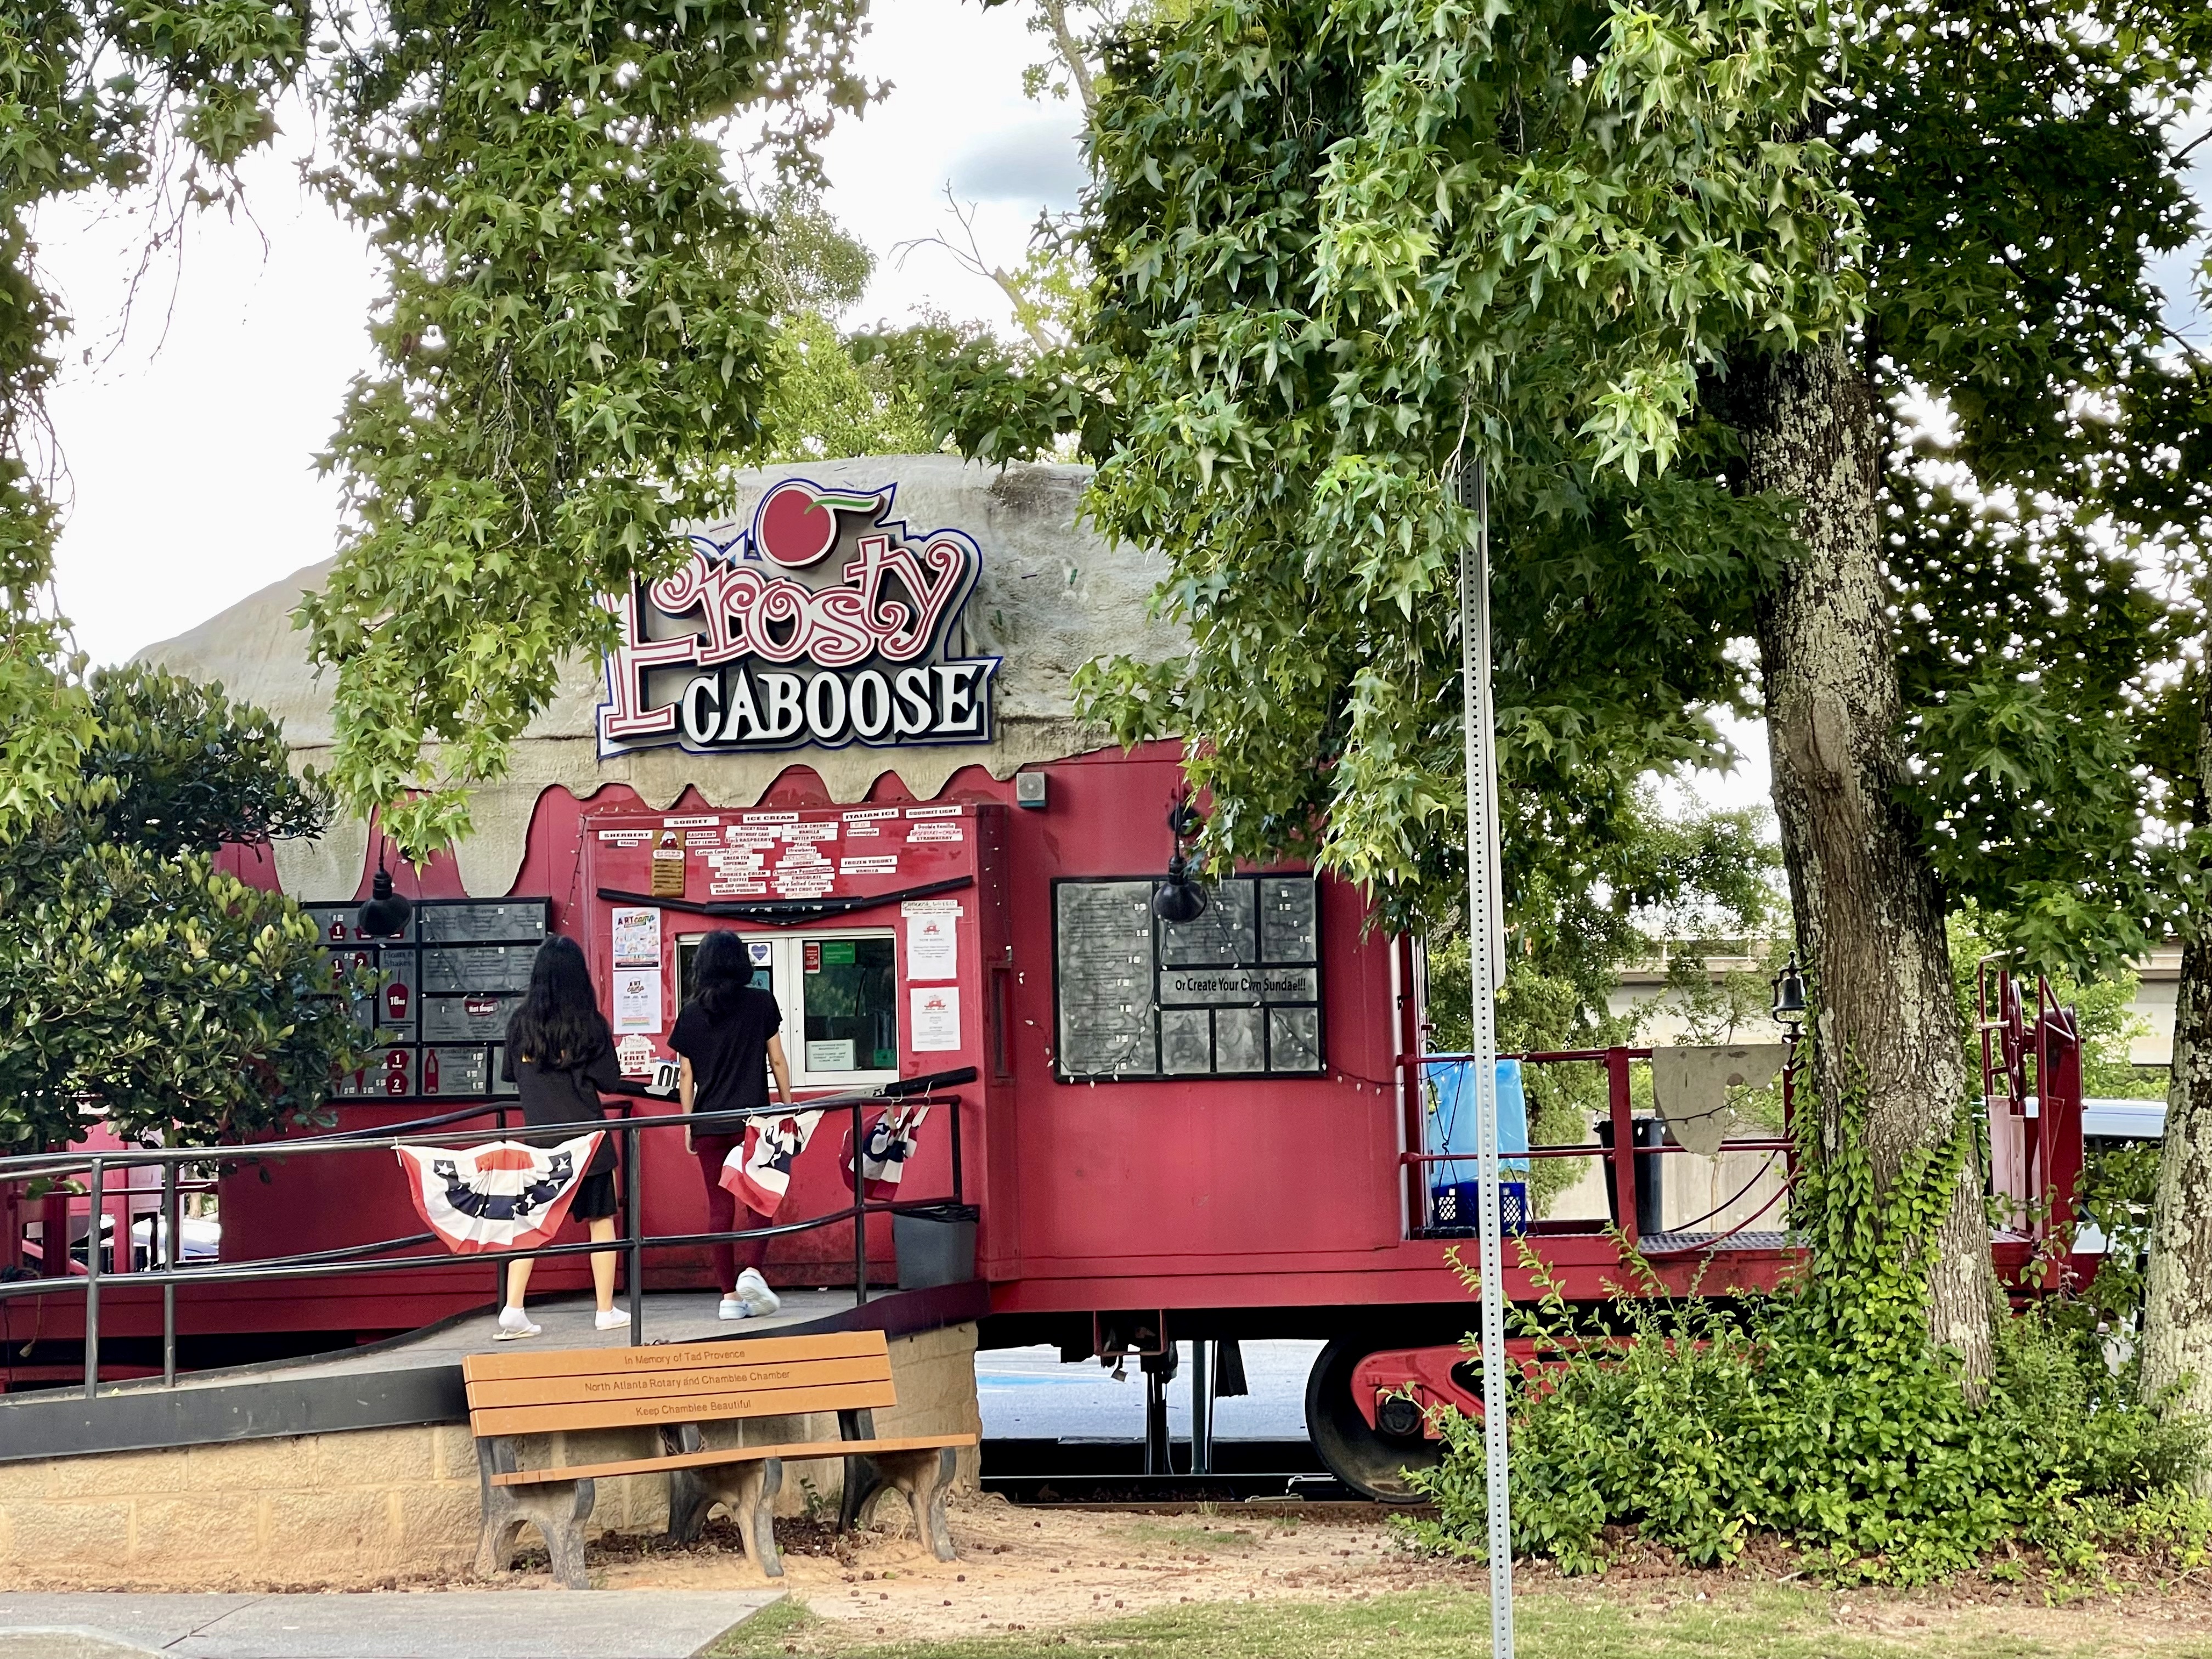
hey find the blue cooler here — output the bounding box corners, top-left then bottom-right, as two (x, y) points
(1428, 1058), (1531, 1233)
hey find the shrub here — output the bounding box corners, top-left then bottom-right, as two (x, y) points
(1402, 1100), (2208, 1583)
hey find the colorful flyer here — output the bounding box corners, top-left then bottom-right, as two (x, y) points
(611, 906), (661, 968)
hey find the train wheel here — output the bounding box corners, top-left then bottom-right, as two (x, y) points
(1304, 1336), (1454, 1502)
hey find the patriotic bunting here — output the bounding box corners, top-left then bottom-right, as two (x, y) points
(394, 1133), (604, 1254)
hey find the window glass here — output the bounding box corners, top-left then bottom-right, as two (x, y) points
(802, 935), (899, 1073)
(676, 933), (773, 1006)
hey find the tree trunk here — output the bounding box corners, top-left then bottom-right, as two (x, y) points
(2140, 673), (2212, 1485)
(1736, 338), (1996, 1394)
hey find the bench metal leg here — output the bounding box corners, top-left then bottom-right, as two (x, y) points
(665, 1458), (785, 1579)
(476, 1438), (596, 1590)
(836, 1407), (878, 1535)
(852, 1446), (960, 1562)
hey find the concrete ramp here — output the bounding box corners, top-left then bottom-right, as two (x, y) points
(0, 1592), (779, 1658)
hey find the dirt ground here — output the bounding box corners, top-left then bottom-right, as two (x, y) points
(589, 1492), (2212, 1649)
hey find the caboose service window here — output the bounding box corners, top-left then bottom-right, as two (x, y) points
(1052, 874), (1323, 1081)
(678, 929), (900, 1088)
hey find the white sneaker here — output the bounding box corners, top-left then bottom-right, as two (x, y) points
(734, 1268), (781, 1318)
(494, 1306), (540, 1341)
(718, 1296), (747, 1321)
(594, 1310), (628, 1333)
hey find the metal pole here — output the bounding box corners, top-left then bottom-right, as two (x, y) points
(625, 1125), (644, 1346)
(852, 1102), (868, 1307)
(947, 1093), (964, 1206)
(1457, 456), (1514, 1657)
(83, 1158), (104, 1402)
(1190, 1340), (1213, 1476)
(161, 1161), (178, 1388)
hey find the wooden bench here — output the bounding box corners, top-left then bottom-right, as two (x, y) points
(461, 1329), (979, 1587)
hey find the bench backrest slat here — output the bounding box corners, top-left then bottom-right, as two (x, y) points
(470, 1377), (900, 1438)
(467, 1353), (891, 1411)
(461, 1329), (887, 1387)
(462, 1328), (899, 1440)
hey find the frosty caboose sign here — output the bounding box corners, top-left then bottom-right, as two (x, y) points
(598, 479), (1000, 757)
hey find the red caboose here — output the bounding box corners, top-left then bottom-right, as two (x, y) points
(0, 456), (2087, 1498)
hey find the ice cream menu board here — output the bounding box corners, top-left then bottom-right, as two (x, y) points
(305, 897), (552, 1101)
(1054, 873), (1324, 1081)
(1052, 881), (1156, 1078)
(589, 804), (976, 910)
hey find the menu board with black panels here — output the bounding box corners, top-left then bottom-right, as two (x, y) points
(1053, 873), (1323, 1081)
(308, 898), (550, 1101)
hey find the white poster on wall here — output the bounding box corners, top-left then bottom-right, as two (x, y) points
(904, 909), (958, 981)
(611, 906), (661, 968)
(910, 985), (962, 1052)
(612, 968), (663, 1035)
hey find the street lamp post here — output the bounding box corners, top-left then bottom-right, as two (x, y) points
(1455, 456), (1514, 1658)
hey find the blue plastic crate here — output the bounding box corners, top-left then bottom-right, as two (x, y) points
(1431, 1178), (1529, 1234)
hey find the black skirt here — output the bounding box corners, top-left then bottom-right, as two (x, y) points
(570, 1167), (619, 1223)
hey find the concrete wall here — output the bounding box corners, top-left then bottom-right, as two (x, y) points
(0, 1322), (980, 1590)
(136, 455), (1179, 901)
(1611, 944), (2182, 1070)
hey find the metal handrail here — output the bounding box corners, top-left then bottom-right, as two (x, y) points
(0, 1087), (938, 1177)
(1400, 1046), (1798, 1248)
(1, 1067), (977, 1401)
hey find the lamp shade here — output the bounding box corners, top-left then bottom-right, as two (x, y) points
(357, 866), (413, 939)
(1153, 856), (1209, 924)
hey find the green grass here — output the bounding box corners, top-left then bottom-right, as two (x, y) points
(705, 1584), (2212, 1659)
(715, 1598), (822, 1654)
(1122, 1519), (1265, 1551)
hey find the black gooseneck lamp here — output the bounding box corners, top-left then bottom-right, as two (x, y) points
(1770, 949), (1808, 1040)
(356, 841), (414, 939)
(1153, 793), (1210, 925)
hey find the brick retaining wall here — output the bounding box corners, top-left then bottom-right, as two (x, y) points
(0, 1322), (980, 1590)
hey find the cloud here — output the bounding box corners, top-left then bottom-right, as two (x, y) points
(947, 115), (1089, 211)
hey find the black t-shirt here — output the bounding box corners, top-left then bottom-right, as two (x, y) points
(669, 986), (783, 1123)
(501, 1039), (623, 1176)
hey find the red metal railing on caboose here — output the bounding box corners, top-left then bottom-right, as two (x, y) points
(1394, 1047), (1798, 1256)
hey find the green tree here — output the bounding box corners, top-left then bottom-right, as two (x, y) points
(935, 0), (2208, 1397)
(0, 5), (873, 859)
(744, 189), (983, 462)
(0, 0), (319, 827)
(0, 667), (361, 1152)
(295, 2), (871, 857)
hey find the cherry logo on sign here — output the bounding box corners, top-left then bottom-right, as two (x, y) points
(752, 479), (883, 569)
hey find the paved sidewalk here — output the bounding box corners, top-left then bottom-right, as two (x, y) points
(0, 1590), (781, 1658)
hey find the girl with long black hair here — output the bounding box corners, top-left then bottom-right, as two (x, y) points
(496, 935), (625, 1339)
(669, 929), (791, 1320)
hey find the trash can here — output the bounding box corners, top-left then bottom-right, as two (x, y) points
(892, 1202), (979, 1290)
(1594, 1116), (1667, 1237)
